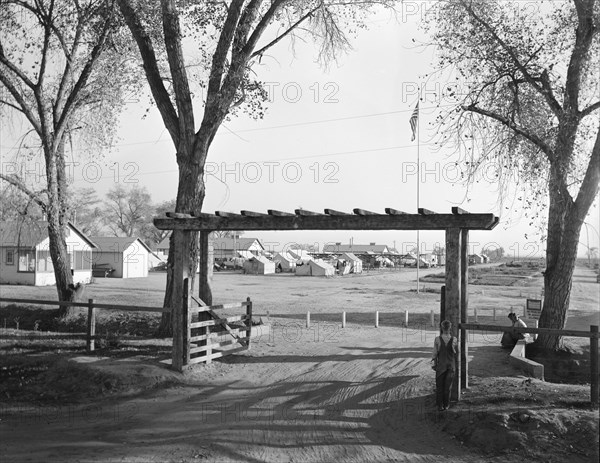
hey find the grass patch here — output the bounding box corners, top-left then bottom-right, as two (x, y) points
(0, 304), (162, 338)
(421, 261), (544, 286)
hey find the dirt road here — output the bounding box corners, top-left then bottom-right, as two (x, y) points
(1, 326), (523, 463)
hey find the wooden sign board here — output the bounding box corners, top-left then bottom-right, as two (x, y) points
(526, 299), (542, 319)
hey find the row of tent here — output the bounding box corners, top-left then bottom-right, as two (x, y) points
(242, 251), (363, 277)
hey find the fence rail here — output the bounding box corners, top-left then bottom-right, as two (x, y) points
(460, 322), (599, 407)
(461, 323), (600, 338)
(0, 297), (170, 313)
(0, 297), (171, 351)
(187, 298), (252, 366)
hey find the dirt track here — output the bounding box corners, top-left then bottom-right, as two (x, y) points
(2, 325), (530, 463)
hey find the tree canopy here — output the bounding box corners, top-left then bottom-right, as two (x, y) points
(426, 0), (599, 348)
(0, 0), (140, 307)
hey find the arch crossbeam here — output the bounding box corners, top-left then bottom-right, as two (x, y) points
(154, 207), (499, 231)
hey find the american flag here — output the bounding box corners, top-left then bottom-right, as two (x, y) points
(409, 102), (419, 141)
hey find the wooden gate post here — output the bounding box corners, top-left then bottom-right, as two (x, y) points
(592, 325), (598, 407)
(460, 229), (469, 390)
(445, 227), (461, 401)
(198, 231), (213, 364)
(172, 229), (190, 372)
(246, 297), (253, 349)
(86, 298), (96, 352)
(440, 285), (446, 330)
(199, 231), (213, 305)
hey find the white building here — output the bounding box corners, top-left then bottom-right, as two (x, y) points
(0, 221), (95, 286)
(91, 236), (152, 278)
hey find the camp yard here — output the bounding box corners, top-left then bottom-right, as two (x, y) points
(0, 262), (598, 462)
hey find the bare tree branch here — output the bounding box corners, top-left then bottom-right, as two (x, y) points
(0, 173), (48, 211)
(117, 0), (180, 145)
(251, 5), (318, 59)
(205, 0), (245, 108)
(54, 3), (114, 142)
(0, 43), (37, 91)
(580, 100), (600, 119)
(0, 71), (42, 135)
(573, 128), (600, 220)
(463, 103), (555, 159)
(161, 0), (195, 142)
(36, 0), (55, 89)
(565, 0), (597, 114)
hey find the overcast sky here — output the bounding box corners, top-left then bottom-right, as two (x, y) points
(1, 3), (598, 257)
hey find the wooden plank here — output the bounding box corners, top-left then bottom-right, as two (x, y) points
(190, 295), (207, 307)
(189, 302), (246, 313)
(418, 208), (436, 215)
(183, 278), (190, 365)
(0, 298), (170, 313)
(206, 345), (248, 360)
(295, 209), (323, 216)
(199, 231), (213, 363)
(353, 208), (378, 215)
(445, 227), (461, 401)
(89, 304), (170, 313)
(460, 323), (600, 338)
(190, 337), (247, 354)
(591, 326), (598, 406)
(154, 213), (499, 231)
(324, 209), (350, 216)
(188, 354), (208, 365)
(205, 308), (244, 342)
(189, 333), (210, 342)
(267, 210), (295, 216)
(440, 285), (446, 327)
(215, 211), (242, 218)
(191, 212), (217, 218)
(171, 230), (190, 372)
(190, 314), (248, 329)
(460, 229), (469, 390)
(199, 232), (213, 306)
(385, 208), (408, 215)
(166, 212), (193, 218)
(0, 333), (87, 340)
(188, 345), (249, 364)
(452, 207), (470, 215)
(190, 326), (250, 342)
(241, 210), (268, 217)
(246, 297), (253, 350)
(0, 297), (87, 308)
(86, 299), (96, 352)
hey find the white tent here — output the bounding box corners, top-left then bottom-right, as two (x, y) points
(273, 252), (297, 272)
(296, 259), (334, 277)
(340, 252), (363, 274)
(236, 250), (255, 259)
(243, 255), (275, 274)
(287, 249), (313, 261)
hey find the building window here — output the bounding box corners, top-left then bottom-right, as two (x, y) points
(5, 249), (14, 265)
(18, 249), (35, 273)
(36, 250), (54, 273)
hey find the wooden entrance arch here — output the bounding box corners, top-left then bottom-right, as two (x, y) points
(154, 206), (499, 399)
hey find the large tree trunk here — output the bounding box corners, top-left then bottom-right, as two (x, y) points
(156, 143), (207, 337)
(536, 165), (585, 350)
(44, 140), (78, 317)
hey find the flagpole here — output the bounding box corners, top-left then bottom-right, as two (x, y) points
(416, 86), (420, 295)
